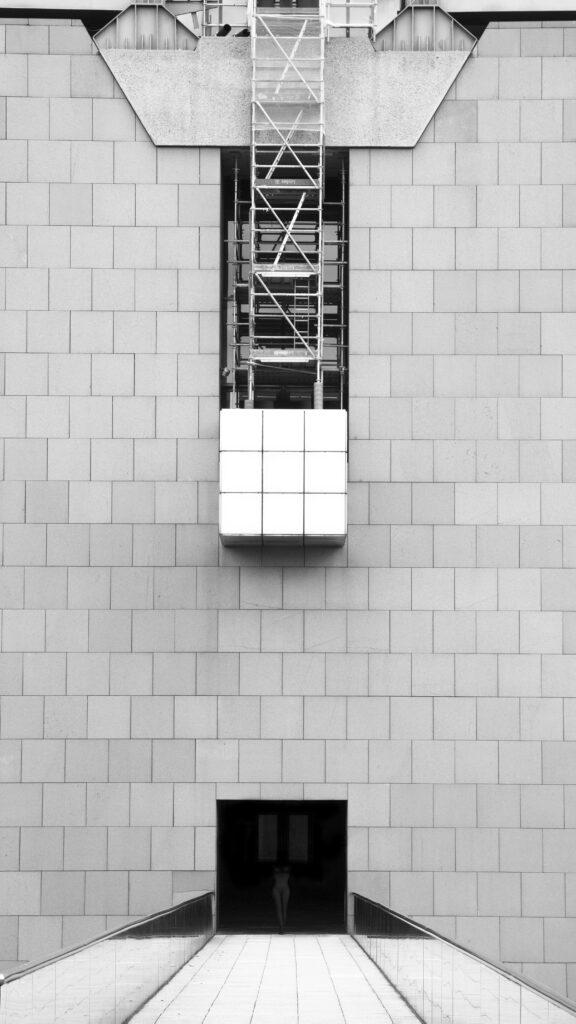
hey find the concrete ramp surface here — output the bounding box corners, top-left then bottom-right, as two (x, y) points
(130, 933), (420, 1024)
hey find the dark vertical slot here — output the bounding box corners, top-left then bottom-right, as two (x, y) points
(220, 148), (349, 411)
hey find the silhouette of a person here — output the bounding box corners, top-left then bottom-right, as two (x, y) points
(272, 863), (290, 933)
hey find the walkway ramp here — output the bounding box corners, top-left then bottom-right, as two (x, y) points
(130, 933), (419, 1024)
(3, 892), (576, 1023)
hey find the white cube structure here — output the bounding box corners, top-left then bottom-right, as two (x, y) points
(219, 409), (347, 546)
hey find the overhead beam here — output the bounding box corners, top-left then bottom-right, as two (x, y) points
(445, 0), (576, 12)
(0, 0), (574, 15)
(0, 0), (122, 9)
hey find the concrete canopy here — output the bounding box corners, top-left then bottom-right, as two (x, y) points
(98, 36), (473, 148)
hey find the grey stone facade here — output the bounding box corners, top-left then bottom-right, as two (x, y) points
(1, 12), (576, 1000)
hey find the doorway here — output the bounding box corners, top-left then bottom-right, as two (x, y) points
(217, 800), (347, 933)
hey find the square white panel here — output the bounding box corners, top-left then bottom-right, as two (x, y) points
(262, 493), (303, 538)
(263, 452), (304, 493)
(304, 410), (347, 452)
(220, 492), (262, 538)
(220, 451), (262, 493)
(304, 451), (347, 494)
(220, 409), (263, 452)
(304, 493), (347, 541)
(263, 409), (304, 451)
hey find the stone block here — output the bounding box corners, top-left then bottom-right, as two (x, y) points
(7, 266), (49, 310)
(108, 826), (151, 869)
(85, 783), (129, 826)
(152, 740), (196, 783)
(389, 871), (432, 916)
(3, 523), (46, 567)
(93, 99), (135, 141)
(66, 654), (108, 698)
(500, 827), (542, 871)
(21, 653), (64, 697)
(62, 827), (107, 871)
(478, 100), (520, 142)
(130, 782), (173, 826)
(0, 481), (24, 524)
(350, 186), (390, 227)
(93, 269), (135, 311)
(42, 781), (86, 826)
(157, 148), (199, 185)
(128, 870), (173, 915)
(71, 55), (113, 99)
(7, 96), (49, 140)
(27, 227), (68, 270)
(298, 609), (343, 653)
(93, 184), (135, 226)
(86, 523), (129, 567)
(456, 227), (497, 269)
(71, 226), (113, 268)
(195, 739), (238, 782)
(28, 54), (70, 98)
(411, 145), (455, 190)
(43, 696), (86, 740)
(501, 917), (543, 963)
(282, 739), (324, 782)
(65, 739), (108, 783)
(135, 270), (177, 313)
(455, 741), (498, 783)
(178, 185), (220, 226)
(177, 269), (219, 312)
(113, 226), (155, 270)
(137, 185), (179, 228)
(390, 783), (433, 827)
(24, 567), (67, 611)
(456, 142), (498, 186)
(2, 608), (45, 653)
(434, 271), (476, 313)
(279, 652), (323, 697)
(237, 739), (280, 782)
(520, 184), (562, 228)
(522, 781), (564, 827)
(495, 312), (537, 356)
(434, 100), (477, 144)
(48, 23), (92, 55)
(50, 269), (91, 311)
(368, 740), (410, 783)
(0, 53), (27, 95)
(434, 872), (477, 915)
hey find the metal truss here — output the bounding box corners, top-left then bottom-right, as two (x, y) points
(247, 0), (326, 408)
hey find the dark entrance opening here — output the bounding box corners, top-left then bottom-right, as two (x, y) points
(217, 800), (347, 933)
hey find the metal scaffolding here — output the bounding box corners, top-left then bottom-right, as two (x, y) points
(247, 0), (326, 408)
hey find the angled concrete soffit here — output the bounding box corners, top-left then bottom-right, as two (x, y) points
(95, 3), (477, 149)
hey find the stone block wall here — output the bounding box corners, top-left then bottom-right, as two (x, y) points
(0, 15), (221, 970)
(347, 20), (576, 996)
(1, 11), (576, 1001)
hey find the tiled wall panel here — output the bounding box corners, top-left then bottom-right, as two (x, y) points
(1, 13), (576, 1002)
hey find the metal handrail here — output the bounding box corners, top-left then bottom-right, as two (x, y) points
(352, 893), (576, 1018)
(0, 891), (214, 989)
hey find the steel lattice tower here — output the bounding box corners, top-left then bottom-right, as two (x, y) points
(248, 0), (326, 409)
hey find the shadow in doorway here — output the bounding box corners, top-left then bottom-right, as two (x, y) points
(217, 800), (347, 933)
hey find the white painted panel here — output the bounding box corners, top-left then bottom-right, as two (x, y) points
(305, 452), (347, 494)
(263, 452), (304, 494)
(304, 410), (347, 452)
(304, 493), (347, 540)
(220, 493), (261, 537)
(262, 493), (304, 537)
(263, 410), (304, 451)
(220, 409), (262, 452)
(220, 452), (262, 493)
